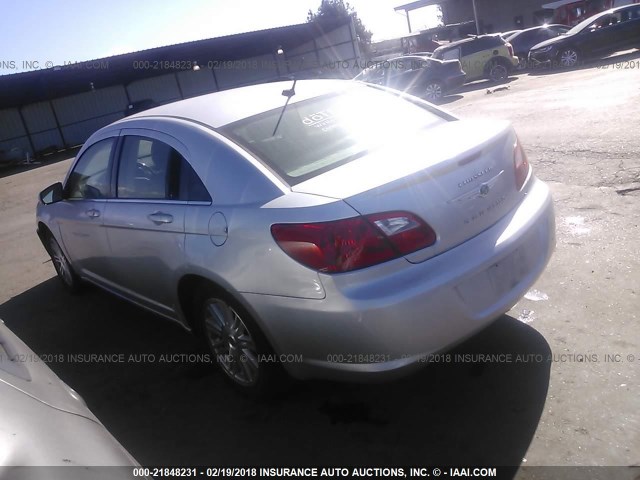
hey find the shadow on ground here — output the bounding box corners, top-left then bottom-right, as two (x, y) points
(1, 278), (551, 470)
(0, 147), (79, 179)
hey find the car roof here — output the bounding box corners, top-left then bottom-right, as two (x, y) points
(510, 24), (568, 36)
(117, 79), (353, 129)
(568, 4), (638, 33)
(436, 34), (501, 50)
(583, 4), (639, 21)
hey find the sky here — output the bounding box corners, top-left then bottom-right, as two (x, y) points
(0, 0), (439, 75)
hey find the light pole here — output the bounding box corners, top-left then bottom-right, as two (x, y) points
(471, 0), (481, 34)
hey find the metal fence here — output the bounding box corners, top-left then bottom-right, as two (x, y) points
(0, 21), (360, 163)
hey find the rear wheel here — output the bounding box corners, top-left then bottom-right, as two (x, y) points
(558, 48), (579, 68)
(487, 61), (509, 82)
(424, 81), (444, 102)
(195, 286), (285, 396)
(46, 234), (81, 293)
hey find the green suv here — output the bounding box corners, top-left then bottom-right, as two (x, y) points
(432, 35), (519, 82)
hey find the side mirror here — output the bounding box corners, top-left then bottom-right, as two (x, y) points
(39, 182), (64, 205)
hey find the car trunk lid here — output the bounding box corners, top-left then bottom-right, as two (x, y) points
(291, 119), (524, 263)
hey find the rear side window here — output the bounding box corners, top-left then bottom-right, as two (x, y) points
(66, 138), (115, 199)
(117, 136), (210, 202)
(441, 48), (461, 60)
(221, 85), (445, 185)
(461, 36), (502, 56)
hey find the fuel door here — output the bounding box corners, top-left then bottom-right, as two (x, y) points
(208, 212), (228, 246)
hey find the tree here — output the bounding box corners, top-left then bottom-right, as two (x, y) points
(435, 5), (444, 26)
(307, 0), (373, 59)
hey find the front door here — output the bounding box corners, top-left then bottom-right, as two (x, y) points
(55, 137), (116, 285)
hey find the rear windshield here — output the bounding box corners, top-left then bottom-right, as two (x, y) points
(221, 85), (446, 185)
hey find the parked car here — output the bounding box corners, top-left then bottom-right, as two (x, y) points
(403, 51), (434, 57)
(354, 56), (466, 102)
(529, 4), (640, 68)
(432, 34), (520, 82)
(0, 319), (139, 472)
(37, 79), (555, 395)
(506, 24), (571, 69)
(500, 29), (523, 39)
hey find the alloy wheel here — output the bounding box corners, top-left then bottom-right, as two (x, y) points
(203, 298), (260, 386)
(49, 237), (74, 287)
(489, 64), (508, 82)
(425, 82), (443, 101)
(559, 49), (578, 68)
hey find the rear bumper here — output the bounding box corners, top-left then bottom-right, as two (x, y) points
(244, 177), (555, 381)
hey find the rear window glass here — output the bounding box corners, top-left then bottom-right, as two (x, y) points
(221, 85), (446, 185)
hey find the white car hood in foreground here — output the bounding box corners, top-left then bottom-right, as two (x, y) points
(0, 320), (139, 474)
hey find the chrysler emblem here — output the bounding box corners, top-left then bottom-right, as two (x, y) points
(479, 183), (490, 197)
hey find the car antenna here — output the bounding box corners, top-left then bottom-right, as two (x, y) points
(272, 76), (297, 137)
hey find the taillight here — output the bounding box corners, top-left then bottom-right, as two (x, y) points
(271, 212), (436, 273)
(506, 42), (514, 57)
(514, 137), (531, 190)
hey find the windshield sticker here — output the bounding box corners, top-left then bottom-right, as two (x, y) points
(302, 109), (336, 131)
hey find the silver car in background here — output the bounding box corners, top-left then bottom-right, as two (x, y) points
(36, 79), (555, 394)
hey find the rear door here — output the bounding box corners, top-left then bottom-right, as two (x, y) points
(461, 38), (497, 80)
(102, 130), (194, 316)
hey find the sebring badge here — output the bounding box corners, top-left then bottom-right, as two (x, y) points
(448, 169), (504, 205)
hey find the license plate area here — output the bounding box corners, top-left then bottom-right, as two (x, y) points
(455, 246), (532, 313)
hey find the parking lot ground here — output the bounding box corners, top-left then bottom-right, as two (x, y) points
(0, 51), (638, 472)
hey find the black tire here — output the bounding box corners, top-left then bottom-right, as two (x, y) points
(487, 60), (509, 82)
(45, 233), (82, 293)
(194, 285), (287, 397)
(557, 48), (579, 68)
(424, 80), (444, 102)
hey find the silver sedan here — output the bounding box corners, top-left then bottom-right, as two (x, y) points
(36, 79), (555, 394)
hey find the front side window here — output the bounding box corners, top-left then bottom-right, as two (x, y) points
(221, 85), (445, 185)
(66, 138), (115, 199)
(117, 136), (210, 201)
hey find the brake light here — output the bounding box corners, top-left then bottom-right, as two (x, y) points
(514, 137), (531, 190)
(271, 212), (436, 273)
(506, 42), (515, 57)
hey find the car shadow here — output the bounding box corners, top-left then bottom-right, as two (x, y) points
(526, 48), (640, 77)
(437, 94), (464, 105)
(0, 278), (551, 471)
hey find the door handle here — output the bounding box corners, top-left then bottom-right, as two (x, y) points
(86, 209), (101, 218)
(148, 212), (173, 225)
